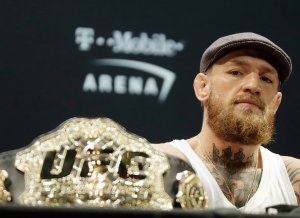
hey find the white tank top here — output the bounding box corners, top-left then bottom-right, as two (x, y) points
(169, 139), (297, 213)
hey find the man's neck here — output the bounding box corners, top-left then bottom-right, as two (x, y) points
(189, 127), (260, 172)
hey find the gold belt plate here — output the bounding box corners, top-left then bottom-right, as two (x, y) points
(15, 117), (172, 209)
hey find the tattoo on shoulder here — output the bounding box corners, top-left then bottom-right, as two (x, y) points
(283, 157), (300, 202)
(284, 158), (300, 185)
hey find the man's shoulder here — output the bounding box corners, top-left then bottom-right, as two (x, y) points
(281, 155), (300, 178)
(151, 142), (188, 162)
(281, 155), (300, 168)
(281, 155), (300, 204)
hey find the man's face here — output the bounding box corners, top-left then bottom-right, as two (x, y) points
(204, 49), (282, 145)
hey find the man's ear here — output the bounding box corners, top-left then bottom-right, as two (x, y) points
(193, 73), (210, 102)
(273, 92), (282, 114)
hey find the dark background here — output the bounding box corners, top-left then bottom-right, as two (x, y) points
(0, 0), (299, 157)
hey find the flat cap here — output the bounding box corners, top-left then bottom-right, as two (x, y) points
(200, 32), (292, 85)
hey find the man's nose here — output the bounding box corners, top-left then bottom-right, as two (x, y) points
(241, 73), (262, 95)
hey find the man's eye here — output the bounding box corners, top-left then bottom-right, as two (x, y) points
(261, 76), (273, 83)
(230, 71), (242, 76)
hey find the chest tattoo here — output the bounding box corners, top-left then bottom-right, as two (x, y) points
(204, 144), (262, 207)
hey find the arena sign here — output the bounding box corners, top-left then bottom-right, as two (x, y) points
(75, 27), (185, 102)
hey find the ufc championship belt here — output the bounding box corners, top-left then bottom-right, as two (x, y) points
(0, 117), (208, 209)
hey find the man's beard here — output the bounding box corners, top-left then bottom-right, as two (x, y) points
(207, 91), (275, 145)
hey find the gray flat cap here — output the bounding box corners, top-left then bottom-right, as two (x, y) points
(200, 32), (292, 85)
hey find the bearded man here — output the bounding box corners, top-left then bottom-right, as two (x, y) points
(153, 32), (300, 213)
